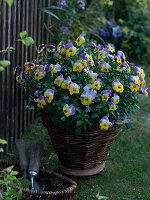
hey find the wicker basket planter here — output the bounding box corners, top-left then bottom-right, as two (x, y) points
(41, 112), (122, 177)
(0, 160), (77, 200)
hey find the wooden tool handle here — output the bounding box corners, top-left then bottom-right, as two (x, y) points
(16, 139), (28, 170)
(28, 143), (42, 175)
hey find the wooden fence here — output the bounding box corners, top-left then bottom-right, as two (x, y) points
(0, 0), (51, 155)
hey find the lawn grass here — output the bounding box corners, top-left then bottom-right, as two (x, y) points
(3, 64), (150, 200)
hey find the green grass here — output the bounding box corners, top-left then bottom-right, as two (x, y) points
(4, 65), (150, 200)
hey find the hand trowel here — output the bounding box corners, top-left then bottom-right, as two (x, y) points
(28, 143), (42, 190)
(16, 139), (28, 180)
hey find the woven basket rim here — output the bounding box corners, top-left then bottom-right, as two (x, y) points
(0, 160), (77, 196)
(41, 111), (122, 136)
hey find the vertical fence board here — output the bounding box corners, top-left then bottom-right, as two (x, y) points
(10, 0), (16, 148)
(1, 1), (7, 154)
(21, 0), (26, 133)
(5, 4), (11, 152)
(0, 0), (2, 145)
(0, 0), (50, 156)
(30, 0), (35, 122)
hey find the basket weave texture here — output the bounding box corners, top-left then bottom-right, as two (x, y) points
(41, 112), (122, 170)
(0, 160), (77, 200)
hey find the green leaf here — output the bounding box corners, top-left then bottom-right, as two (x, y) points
(0, 67), (5, 72)
(0, 60), (11, 67)
(74, 128), (81, 136)
(6, 46), (15, 51)
(44, 23), (51, 34)
(44, 6), (64, 11)
(38, 8), (60, 20)
(22, 37), (34, 47)
(0, 180), (4, 184)
(19, 179), (30, 188)
(76, 120), (82, 127)
(5, 0), (14, 6)
(3, 165), (14, 173)
(76, 107), (82, 113)
(91, 113), (99, 119)
(10, 170), (19, 176)
(19, 30), (27, 39)
(0, 139), (7, 144)
(0, 148), (4, 152)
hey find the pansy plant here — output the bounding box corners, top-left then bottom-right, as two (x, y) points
(15, 33), (148, 135)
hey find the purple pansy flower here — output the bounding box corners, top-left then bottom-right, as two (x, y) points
(22, 72), (26, 79)
(108, 102), (117, 111)
(45, 65), (50, 72)
(141, 85), (148, 95)
(39, 95), (47, 102)
(47, 44), (56, 52)
(66, 42), (73, 49)
(99, 116), (114, 130)
(101, 89), (112, 101)
(96, 44), (104, 51)
(63, 104), (76, 117)
(99, 61), (111, 73)
(101, 89), (112, 96)
(89, 41), (96, 48)
(84, 84), (92, 91)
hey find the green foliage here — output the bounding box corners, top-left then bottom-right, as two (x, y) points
(0, 67), (5, 72)
(44, 0), (150, 60)
(0, 165), (23, 200)
(5, 46), (15, 51)
(18, 30), (34, 47)
(22, 37), (34, 47)
(38, 8), (61, 20)
(5, 0), (14, 6)
(0, 138), (7, 152)
(43, 0), (105, 45)
(19, 30), (28, 39)
(98, 0), (150, 59)
(0, 60), (11, 67)
(0, 139), (24, 200)
(0, 139), (7, 145)
(0, 60), (11, 72)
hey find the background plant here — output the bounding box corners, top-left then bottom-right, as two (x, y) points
(0, 139), (30, 200)
(39, 0), (105, 44)
(0, 30), (34, 72)
(97, 0), (150, 60)
(41, 0), (150, 61)
(0, 165), (22, 200)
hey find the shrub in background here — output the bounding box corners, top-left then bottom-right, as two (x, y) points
(41, 0), (150, 61)
(98, 0), (150, 60)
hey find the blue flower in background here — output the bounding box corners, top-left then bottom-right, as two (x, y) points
(100, 29), (110, 39)
(105, 21), (115, 28)
(113, 26), (122, 38)
(93, 28), (98, 33)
